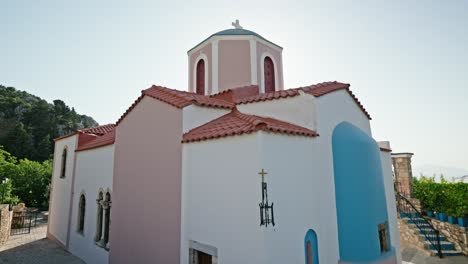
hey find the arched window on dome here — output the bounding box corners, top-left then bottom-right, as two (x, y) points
(264, 56), (275, 93)
(196, 59), (205, 95)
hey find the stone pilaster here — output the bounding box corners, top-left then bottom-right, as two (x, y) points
(392, 153), (414, 198)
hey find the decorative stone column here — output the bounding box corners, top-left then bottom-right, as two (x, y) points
(97, 200), (109, 248)
(391, 153), (414, 198)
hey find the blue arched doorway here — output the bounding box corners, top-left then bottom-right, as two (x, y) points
(304, 229), (319, 264)
(332, 122), (395, 263)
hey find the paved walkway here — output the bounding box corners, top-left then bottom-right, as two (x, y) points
(401, 242), (468, 264)
(0, 220), (84, 264)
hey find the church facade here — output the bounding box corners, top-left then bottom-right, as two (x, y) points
(48, 22), (401, 264)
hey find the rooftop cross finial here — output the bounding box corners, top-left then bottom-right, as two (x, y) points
(232, 19), (243, 29)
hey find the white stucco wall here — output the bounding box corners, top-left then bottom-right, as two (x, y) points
(315, 89), (371, 137)
(68, 145), (114, 264)
(181, 131), (339, 264)
(182, 105), (230, 133)
(260, 131), (340, 264)
(181, 134), (265, 264)
(380, 150), (402, 264)
(237, 92), (317, 131)
(48, 135), (77, 246)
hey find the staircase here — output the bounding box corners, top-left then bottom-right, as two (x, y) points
(400, 214), (462, 256)
(397, 193), (463, 257)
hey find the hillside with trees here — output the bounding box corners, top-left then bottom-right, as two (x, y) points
(0, 85), (98, 161)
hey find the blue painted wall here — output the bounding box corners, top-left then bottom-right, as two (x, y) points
(332, 122), (391, 262)
(304, 229), (319, 264)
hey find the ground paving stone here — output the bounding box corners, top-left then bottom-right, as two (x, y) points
(0, 221), (84, 264)
(401, 241), (468, 264)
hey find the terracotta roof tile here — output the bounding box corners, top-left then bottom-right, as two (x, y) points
(209, 85), (260, 103)
(143, 85), (234, 109)
(116, 85), (235, 125)
(76, 129), (115, 152)
(182, 109), (318, 143)
(53, 124), (115, 141)
(79, 124), (115, 135)
(235, 81), (371, 119)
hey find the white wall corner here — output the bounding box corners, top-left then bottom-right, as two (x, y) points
(211, 40), (219, 94)
(249, 39), (258, 85)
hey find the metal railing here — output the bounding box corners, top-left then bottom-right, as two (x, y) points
(396, 193), (442, 258)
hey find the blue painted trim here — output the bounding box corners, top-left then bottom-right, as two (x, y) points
(304, 229), (319, 264)
(332, 122), (391, 262)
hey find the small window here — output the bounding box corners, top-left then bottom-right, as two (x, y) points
(264, 56), (275, 93)
(378, 222), (390, 253)
(60, 147), (67, 178)
(77, 194), (86, 234)
(196, 59), (205, 95)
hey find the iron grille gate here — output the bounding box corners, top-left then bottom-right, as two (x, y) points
(10, 210), (38, 236)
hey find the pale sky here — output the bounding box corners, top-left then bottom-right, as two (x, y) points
(1, 0), (467, 174)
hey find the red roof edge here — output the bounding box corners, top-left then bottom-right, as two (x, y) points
(380, 147), (392, 152)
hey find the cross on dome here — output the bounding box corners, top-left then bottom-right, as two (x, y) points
(232, 19), (243, 29)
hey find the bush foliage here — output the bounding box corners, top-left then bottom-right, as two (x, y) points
(0, 146), (52, 208)
(413, 176), (468, 217)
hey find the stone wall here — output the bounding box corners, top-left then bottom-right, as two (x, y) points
(0, 204), (12, 246)
(398, 218), (428, 254)
(429, 218), (468, 256)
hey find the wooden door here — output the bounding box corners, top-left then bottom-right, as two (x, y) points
(264, 56), (275, 93)
(196, 59), (205, 95)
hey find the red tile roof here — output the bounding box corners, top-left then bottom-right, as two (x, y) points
(235, 81), (371, 120)
(76, 129), (115, 152)
(182, 109), (318, 143)
(116, 85), (235, 125)
(144, 85), (234, 109)
(79, 124), (115, 136)
(53, 124), (115, 142)
(209, 85), (260, 103)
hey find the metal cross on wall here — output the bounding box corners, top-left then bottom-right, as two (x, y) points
(258, 168), (275, 227)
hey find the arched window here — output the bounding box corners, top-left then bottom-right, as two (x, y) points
(196, 59), (205, 95)
(264, 56), (275, 93)
(95, 192), (103, 242)
(304, 229), (319, 264)
(77, 194), (86, 234)
(103, 192), (111, 247)
(60, 147), (67, 178)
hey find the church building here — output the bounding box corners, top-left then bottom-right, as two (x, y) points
(47, 21), (401, 264)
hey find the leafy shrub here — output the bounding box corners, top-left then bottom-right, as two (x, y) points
(0, 146), (52, 208)
(413, 176), (468, 217)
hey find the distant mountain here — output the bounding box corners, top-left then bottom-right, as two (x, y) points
(413, 164), (468, 182)
(0, 85), (98, 161)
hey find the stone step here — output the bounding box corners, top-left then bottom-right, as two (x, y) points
(430, 249), (463, 256)
(424, 241), (455, 251)
(419, 234), (447, 241)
